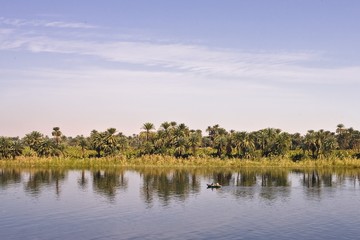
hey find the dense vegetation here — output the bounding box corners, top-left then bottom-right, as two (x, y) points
(0, 123), (360, 163)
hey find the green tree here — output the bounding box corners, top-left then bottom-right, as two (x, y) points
(23, 131), (44, 152)
(74, 135), (88, 158)
(233, 131), (255, 158)
(142, 123), (155, 142)
(103, 128), (120, 156)
(52, 127), (62, 145)
(36, 138), (57, 157)
(188, 131), (202, 156)
(89, 130), (104, 157)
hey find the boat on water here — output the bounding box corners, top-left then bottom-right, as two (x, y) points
(207, 183), (222, 188)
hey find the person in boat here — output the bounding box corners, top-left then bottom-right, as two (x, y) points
(209, 182), (220, 186)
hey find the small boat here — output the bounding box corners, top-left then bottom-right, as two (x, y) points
(207, 183), (222, 188)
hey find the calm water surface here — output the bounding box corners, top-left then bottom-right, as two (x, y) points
(1, 168), (360, 240)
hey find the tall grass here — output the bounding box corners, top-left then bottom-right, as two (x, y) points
(1, 155), (360, 169)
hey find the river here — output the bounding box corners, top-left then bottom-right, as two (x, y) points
(1, 168), (360, 239)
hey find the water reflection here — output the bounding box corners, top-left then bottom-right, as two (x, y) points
(139, 168), (201, 207)
(92, 170), (128, 201)
(234, 170), (257, 187)
(78, 170), (88, 190)
(25, 169), (67, 197)
(299, 169), (357, 200)
(1, 168), (360, 203)
(0, 169), (21, 188)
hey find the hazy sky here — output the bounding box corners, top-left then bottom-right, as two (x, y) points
(1, 0), (359, 137)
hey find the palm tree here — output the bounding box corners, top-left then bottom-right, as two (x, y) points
(0, 137), (12, 159)
(23, 131), (43, 151)
(103, 128), (119, 156)
(336, 124), (350, 149)
(302, 130), (338, 159)
(52, 127), (62, 145)
(90, 130), (104, 157)
(158, 121), (173, 151)
(174, 137), (188, 157)
(272, 132), (291, 156)
(10, 138), (23, 159)
(75, 135), (88, 158)
(160, 122), (171, 132)
(188, 132), (202, 156)
(233, 131), (255, 158)
(36, 138), (56, 157)
(142, 123), (155, 142)
(303, 130), (317, 159)
(256, 128), (278, 157)
(336, 124), (345, 135)
(214, 135), (227, 157)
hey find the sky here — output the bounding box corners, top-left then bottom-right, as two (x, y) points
(1, 0), (359, 137)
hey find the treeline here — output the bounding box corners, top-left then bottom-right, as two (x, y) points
(1, 123), (360, 160)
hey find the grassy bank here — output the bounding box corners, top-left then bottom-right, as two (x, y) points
(1, 155), (360, 169)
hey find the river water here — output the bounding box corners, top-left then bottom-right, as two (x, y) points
(1, 168), (360, 240)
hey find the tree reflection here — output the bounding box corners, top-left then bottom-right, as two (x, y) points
(92, 170), (128, 201)
(0, 169), (21, 188)
(300, 169), (358, 199)
(140, 168), (201, 207)
(2, 167), (360, 204)
(211, 169), (290, 201)
(259, 170), (290, 201)
(212, 171), (233, 186)
(235, 170), (257, 187)
(78, 170), (88, 190)
(260, 171), (289, 187)
(24, 169), (66, 197)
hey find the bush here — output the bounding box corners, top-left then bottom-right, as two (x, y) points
(291, 153), (306, 162)
(22, 146), (37, 157)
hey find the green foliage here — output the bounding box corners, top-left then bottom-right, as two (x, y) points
(1, 123), (360, 165)
(0, 137), (23, 159)
(290, 153), (306, 162)
(22, 146), (37, 157)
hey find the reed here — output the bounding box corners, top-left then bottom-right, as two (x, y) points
(1, 155), (360, 169)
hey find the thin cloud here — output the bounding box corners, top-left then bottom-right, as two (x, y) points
(0, 17), (97, 29)
(0, 24), (359, 86)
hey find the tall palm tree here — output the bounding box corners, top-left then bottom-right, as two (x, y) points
(142, 123), (155, 142)
(256, 128), (277, 157)
(214, 135), (227, 157)
(52, 127), (62, 145)
(104, 128), (119, 156)
(90, 130), (104, 158)
(188, 132), (202, 156)
(159, 121), (173, 151)
(273, 132), (291, 156)
(336, 124), (345, 135)
(303, 130), (317, 159)
(174, 137), (188, 157)
(233, 131), (255, 158)
(75, 135), (88, 158)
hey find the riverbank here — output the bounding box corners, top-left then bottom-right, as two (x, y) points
(1, 155), (360, 169)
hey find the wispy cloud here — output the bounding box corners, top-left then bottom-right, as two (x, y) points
(0, 21), (359, 87)
(0, 17), (97, 29)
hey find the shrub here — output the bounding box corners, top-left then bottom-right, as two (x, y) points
(291, 153), (306, 162)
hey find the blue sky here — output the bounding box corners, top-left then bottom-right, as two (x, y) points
(1, 0), (359, 137)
